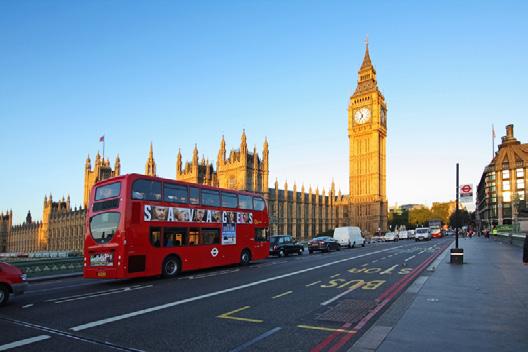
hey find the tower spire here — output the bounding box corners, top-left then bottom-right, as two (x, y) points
(360, 35), (373, 70)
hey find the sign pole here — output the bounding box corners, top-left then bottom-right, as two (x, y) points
(456, 163), (459, 249)
(450, 163), (464, 264)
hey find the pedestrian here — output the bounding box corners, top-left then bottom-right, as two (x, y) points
(523, 234), (528, 265)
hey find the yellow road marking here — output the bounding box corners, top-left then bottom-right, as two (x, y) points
(217, 306), (263, 323)
(306, 281), (321, 287)
(297, 325), (357, 334)
(330, 273), (341, 278)
(272, 291), (293, 299)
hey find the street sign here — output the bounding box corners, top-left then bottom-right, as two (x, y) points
(459, 183), (473, 203)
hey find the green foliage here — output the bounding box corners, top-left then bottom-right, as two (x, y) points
(431, 202), (451, 224)
(449, 209), (471, 228)
(408, 208), (433, 227)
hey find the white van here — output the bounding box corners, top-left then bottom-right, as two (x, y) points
(333, 227), (365, 248)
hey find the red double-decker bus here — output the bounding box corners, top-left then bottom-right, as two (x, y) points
(83, 173), (270, 279)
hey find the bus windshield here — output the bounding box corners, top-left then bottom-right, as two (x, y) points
(90, 212), (120, 244)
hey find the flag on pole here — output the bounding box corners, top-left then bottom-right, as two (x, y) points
(99, 135), (105, 142)
(492, 124), (495, 139)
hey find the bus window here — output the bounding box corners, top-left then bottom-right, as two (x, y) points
(189, 187), (200, 205)
(164, 184), (187, 204)
(95, 182), (121, 201)
(239, 195), (252, 210)
(164, 227), (186, 247)
(255, 228), (269, 242)
(253, 197), (265, 211)
(133, 180), (162, 201)
(201, 228), (220, 245)
(150, 227), (162, 247)
(188, 228), (200, 245)
(221, 192), (237, 208)
(202, 190), (220, 207)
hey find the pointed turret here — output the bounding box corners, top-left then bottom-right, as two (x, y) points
(218, 135), (226, 165)
(113, 154), (121, 175)
(240, 129), (247, 156)
(145, 142), (156, 176)
(192, 144), (199, 166)
(85, 154), (91, 170)
(176, 148), (182, 176)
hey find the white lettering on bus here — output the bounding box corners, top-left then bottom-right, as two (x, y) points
(144, 205), (152, 221)
(206, 210), (212, 223)
(222, 211), (228, 223)
(167, 207), (175, 222)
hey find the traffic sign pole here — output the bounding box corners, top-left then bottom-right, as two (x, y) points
(456, 163), (459, 249)
(450, 163), (464, 264)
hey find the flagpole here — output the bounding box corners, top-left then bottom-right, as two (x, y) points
(102, 135), (105, 161)
(492, 124), (495, 159)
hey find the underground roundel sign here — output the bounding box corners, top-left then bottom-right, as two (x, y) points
(211, 247), (219, 257)
(459, 184), (473, 203)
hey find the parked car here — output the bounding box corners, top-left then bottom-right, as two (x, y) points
(383, 232), (399, 242)
(0, 262), (28, 306)
(415, 227), (431, 241)
(398, 230), (409, 240)
(269, 235), (304, 257)
(308, 236), (341, 254)
(408, 230), (416, 239)
(333, 226), (365, 248)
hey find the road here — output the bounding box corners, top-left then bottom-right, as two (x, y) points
(0, 238), (452, 352)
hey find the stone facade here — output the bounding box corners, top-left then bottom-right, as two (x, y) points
(476, 124), (527, 231)
(348, 42), (388, 234)
(1, 196), (86, 253)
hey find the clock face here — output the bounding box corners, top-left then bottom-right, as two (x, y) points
(354, 107), (371, 124)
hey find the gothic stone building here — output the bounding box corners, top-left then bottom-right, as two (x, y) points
(2, 42), (388, 252)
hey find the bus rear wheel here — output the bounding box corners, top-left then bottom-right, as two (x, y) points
(0, 285), (9, 306)
(162, 256), (181, 278)
(240, 249), (251, 266)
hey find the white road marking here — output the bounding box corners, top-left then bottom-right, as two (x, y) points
(306, 281), (321, 287)
(22, 304), (34, 309)
(228, 327), (282, 352)
(361, 263), (368, 267)
(47, 285), (152, 304)
(320, 282), (364, 306)
(404, 255), (416, 262)
(0, 335), (50, 351)
(70, 246), (401, 332)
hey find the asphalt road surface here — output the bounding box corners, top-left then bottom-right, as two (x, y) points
(0, 238), (453, 352)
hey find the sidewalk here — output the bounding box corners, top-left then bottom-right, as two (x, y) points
(352, 237), (528, 352)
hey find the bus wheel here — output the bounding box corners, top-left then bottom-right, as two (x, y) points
(240, 249), (251, 265)
(162, 256), (180, 278)
(0, 284), (10, 306)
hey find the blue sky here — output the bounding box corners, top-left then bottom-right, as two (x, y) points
(1, 0), (527, 223)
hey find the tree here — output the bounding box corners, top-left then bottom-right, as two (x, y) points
(431, 202), (451, 224)
(388, 209), (409, 229)
(409, 208), (433, 227)
(449, 209), (471, 228)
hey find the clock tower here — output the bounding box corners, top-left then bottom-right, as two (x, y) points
(348, 40), (388, 234)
